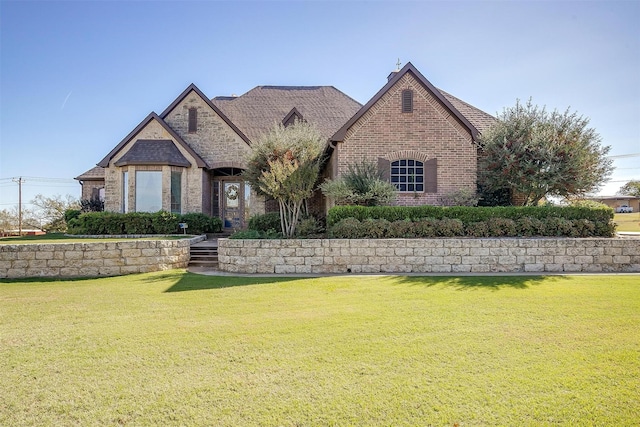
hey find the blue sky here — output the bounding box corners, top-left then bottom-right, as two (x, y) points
(1, 0), (639, 210)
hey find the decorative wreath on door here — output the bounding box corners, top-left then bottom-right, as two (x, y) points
(225, 184), (239, 201)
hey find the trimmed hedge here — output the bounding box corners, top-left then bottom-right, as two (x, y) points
(248, 212), (282, 233)
(328, 216), (612, 238)
(68, 211), (223, 235)
(327, 205), (615, 237)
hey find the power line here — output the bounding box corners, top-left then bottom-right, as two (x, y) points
(608, 153), (640, 159)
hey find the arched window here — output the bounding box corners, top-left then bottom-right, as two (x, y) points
(391, 159), (423, 192)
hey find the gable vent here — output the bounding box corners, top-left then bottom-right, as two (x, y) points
(402, 90), (413, 113)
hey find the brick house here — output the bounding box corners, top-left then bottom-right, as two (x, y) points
(76, 62), (494, 229)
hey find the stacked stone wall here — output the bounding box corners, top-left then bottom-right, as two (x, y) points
(218, 237), (640, 274)
(0, 236), (204, 279)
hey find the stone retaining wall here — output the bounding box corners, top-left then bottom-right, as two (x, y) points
(0, 236), (205, 279)
(218, 237), (640, 274)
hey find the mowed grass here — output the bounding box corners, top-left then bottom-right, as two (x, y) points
(614, 212), (640, 232)
(1, 272), (638, 426)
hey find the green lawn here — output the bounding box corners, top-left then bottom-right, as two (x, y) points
(614, 212), (640, 232)
(1, 272), (638, 426)
(0, 233), (191, 244)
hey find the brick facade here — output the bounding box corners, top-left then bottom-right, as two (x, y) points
(88, 63), (493, 225)
(335, 73), (477, 207)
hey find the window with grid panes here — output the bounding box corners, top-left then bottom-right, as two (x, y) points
(391, 159), (424, 192)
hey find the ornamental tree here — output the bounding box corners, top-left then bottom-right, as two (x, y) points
(619, 180), (640, 198)
(243, 121), (325, 238)
(478, 99), (613, 206)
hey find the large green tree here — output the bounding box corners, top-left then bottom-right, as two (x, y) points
(478, 99), (613, 206)
(243, 121), (325, 238)
(619, 180), (640, 198)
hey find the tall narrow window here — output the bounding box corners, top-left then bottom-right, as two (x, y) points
(188, 108), (197, 133)
(402, 89), (413, 113)
(171, 171), (182, 214)
(122, 171), (129, 213)
(135, 171), (162, 212)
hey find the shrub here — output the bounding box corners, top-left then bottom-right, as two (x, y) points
(486, 217), (517, 237)
(229, 229), (283, 239)
(152, 211), (180, 234)
(326, 205), (614, 237)
(438, 188), (480, 207)
(64, 209), (81, 224)
(414, 218), (439, 238)
(320, 160), (396, 206)
(295, 216), (324, 238)
(361, 218), (391, 238)
(465, 222), (490, 237)
(328, 217), (363, 239)
(123, 212), (154, 234)
(180, 213), (222, 234)
(515, 217), (545, 237)
(387, 219), (417, 238)
(436, 218), (465, 237)
(248, 212), (282, 232)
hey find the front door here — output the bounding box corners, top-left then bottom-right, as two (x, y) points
(223, 181), (243, 229)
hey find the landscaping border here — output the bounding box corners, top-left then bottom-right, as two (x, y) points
(0, 235), (205, 279)
(218, 237), (640, 274)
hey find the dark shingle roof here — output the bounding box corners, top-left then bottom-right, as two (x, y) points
(114, 140), (191, 167)
(75, 166), (105, 181)
(438, 89), (496, 134)
(212, 86), (362, 142)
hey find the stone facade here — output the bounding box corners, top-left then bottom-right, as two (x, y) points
(103, 119), (205, 214)
(334, 72), (478, 207)
(218, 237), (640, 274)
(0, 236), (204, 279)
(163, 91), (251, 170)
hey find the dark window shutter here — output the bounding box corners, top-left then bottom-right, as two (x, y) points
(378, 157), (390, 181)
(188, 108), (197, 133)
(425, 158), (437, 193)
(402, 90), (413, 113)
(211, 181), (220, 217)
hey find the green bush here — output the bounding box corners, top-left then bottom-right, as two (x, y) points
(64, 209), (81, 224)
(123, 212), (154, 234)
(326, 205), (614, 237)
(327, 213), (612, 239)
(361, 218), (390, 238)
(248, 212), (282, 232)
(67, 211), (223, 235)
(229, 229), (283, 239)
(179, 213), (222, 234)
(327, 217), (363, 239)
(295, 216), (324, 238)
(152, 211), (180, 234)
(465, 222), (490, 237)
(515, 217), (547, 237)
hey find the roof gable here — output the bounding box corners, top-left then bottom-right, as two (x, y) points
(75, 166), (105, 181)
(97, 113), (207, 168)
(160, 83), (251, 145)
(212, 85), (362, 143)
(331, 62), (481, 142)
(114, 140), (191, 167)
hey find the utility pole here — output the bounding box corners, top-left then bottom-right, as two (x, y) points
(12, 177), (23, 235)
